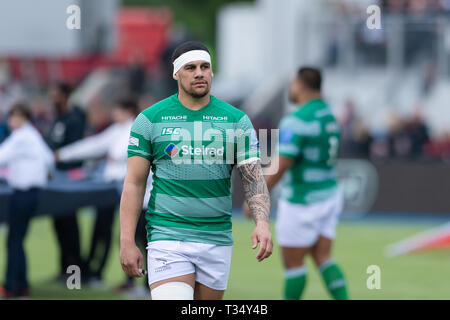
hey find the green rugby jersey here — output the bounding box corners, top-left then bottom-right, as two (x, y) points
(278, 98), (340, 204)
(128, 94), (259, 246)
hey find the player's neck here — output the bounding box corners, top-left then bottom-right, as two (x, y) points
(299, 92), (322, 105)
(177, 91), (211, 111)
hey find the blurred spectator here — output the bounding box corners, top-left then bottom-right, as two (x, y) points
(128, 53), (147, 98)
(44, 81), (87, 284)
(339, 105), (431, 161)
(424, 132), (450, 161)
(339, 99), (373, 158)
(422, 62), (437, 95)
(439, 0), (450, 11)
(0, 72), (25, 116)
(30, 95), (53, 136)
(405, 109), (430, 157)
(388, 112), (412, 159)
(0, 70), (25, 143)
(0, 118), (9, 144)
(370, 133), (391, 160)
(0, 103), (54, 298)
(339, 99), (359, 155)
(407, 0), (428, 15)
(352, 122), (373, 157)
(55, 99), (141, 288)
(85, 94), (113, 136)
(156, 26), (192, 98)
(386, 110), (430, 159)
(383, 0), (407, 13)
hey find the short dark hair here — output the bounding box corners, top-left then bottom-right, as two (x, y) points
(297, 67), (322, 91)
(171, 41), (210, 64)
(8, 102), (32, 121)
(52, 81), (72, 98)
(116, 98), (138, 116)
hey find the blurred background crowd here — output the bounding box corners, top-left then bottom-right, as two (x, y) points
(330, 0), (450, 162)
(1, 0), (450, 163)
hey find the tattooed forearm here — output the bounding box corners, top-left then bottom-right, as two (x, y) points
(238, 160), (270, 223)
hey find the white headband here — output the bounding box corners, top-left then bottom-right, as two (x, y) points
(173, 50), (212, 76)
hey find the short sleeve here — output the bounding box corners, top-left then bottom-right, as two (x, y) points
(278, 115), (302, 158)
(235, 114), (260, 166)
(128, 113), (153, 161)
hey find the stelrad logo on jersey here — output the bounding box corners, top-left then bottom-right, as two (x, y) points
(181, 145), (224, 156)
(160, 120), (259, 164)
(165, 143), (224, 158)
(165, 143), (179, 156)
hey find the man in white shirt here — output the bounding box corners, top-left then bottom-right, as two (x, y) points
(0, 103), (54, 298)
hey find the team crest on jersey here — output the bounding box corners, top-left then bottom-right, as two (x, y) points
(128, 136), (139, 147)
(165, 143), (178, 157)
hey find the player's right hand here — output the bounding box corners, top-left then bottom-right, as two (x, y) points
(120, 240), (143, 278)
(251, 221), (273, 262)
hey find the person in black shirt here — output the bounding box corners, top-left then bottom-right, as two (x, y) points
(45, 81), (86, 283)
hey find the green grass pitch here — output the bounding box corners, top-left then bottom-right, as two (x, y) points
(1, 211), (449, 299)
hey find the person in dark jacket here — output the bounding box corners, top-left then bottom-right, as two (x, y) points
(45, 81), (87, 283)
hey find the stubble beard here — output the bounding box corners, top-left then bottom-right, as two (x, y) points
(180, 81), (210, 99)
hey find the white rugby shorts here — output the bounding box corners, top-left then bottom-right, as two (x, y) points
(146, 240), (233, 291)
(275, 191), (344, 247)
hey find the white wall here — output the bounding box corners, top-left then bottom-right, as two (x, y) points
(0, 0), (117, 57)
(216, 3), (266, 80)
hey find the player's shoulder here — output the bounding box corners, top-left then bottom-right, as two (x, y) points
(280, 108), (307, 127)
(139, 94), (178, 123)
(211, 96), (248, 123)
(292, 105), (315, 121)
(279, 106), (323, 136)
(294, 99), (332, 121)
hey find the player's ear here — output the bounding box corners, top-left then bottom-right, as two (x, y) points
(211, 72), (214, 78)
(173, 72), (179, 81)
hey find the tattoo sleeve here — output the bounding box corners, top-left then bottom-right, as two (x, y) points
(237, 159), (270, 223)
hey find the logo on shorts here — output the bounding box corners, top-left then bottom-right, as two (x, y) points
(165, 143), (178, 157)
(154, 259), (171, 273)
(154, 265), (171, 273)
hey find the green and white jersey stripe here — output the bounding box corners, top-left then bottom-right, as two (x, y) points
(128, 94), (259, 246)
(278, 98), (340, 205)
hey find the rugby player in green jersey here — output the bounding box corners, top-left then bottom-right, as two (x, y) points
(245, 67), (348, 300)
(119, 41), (272, 300)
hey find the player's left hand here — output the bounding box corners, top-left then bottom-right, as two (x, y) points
(251, 221), (273, 262)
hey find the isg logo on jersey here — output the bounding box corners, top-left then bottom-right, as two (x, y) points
(161, 127), (181, 135)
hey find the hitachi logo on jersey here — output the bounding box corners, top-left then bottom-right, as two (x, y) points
(181, 145), (224, 156)
(203, 115), (228, 121)
(161, 115), (187, 121)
